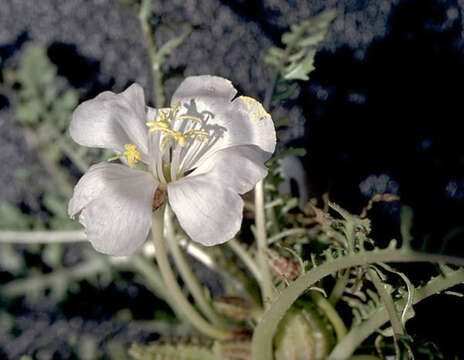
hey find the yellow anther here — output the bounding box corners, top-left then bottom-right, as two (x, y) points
(146, 120), (170, 132)
(123, 144), (141, 168)
(108, 144), (141, 168)
(157, 109), (168, 122)
(177, 115), (203, 124)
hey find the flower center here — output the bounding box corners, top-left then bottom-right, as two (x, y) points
(146, 106), (209, 150)
(108, 143), (141, 168)
(145, 103), (212, 183)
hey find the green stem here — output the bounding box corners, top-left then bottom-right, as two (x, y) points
(328, 269), (350, 306)
(131, 254), (190, 324)
(254, 8), (307, 308)
(164, 205), (227, 327)
(328, 268), (464, 359)
(151, 207), (232, 340)
(2, 256), (117, 297)
(254, 180), (275, 307)
(367, 268), (403, 357)
(251, 249), (464, 360)
(267, 228), (307, 245)
(228, 238), (262, 282)
(0, 230), (86, 243)
(310, 291), (347, 341)
(139, 0), (164, 108)
(131, 255), (168, 301)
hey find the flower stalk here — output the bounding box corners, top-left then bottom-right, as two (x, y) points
(254, 180), (275, 307)
(227, 238), (262, 282)
(164, 205), (228, 327)
(151, 207), (232, 340)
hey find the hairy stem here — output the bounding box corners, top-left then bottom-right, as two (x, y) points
(164, 205), (227, 327)
(267, 228), (307, 245)
(0, 230), (86, 243)
(328, 269), (350, 306)
(254, 180), (275, 307)
(131, 255), (168, 300)
(139, 0), (164, 108)
(367, 268), (403, 358)
(151, 207), (232, 340)
(310, 291), (347, 341)
(328, 268), (464, 359)
(228, 238), (262, 282)
(2, 256), (120, 297)
(251, 249), (464, 360)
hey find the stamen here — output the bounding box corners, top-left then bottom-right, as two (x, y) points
(157, 109), (168, 122)
(177, 115), (203, 124)
(184, 129), (209, 138)
(169, 102), (181, 121)
(160, 136), (170, 151)
(108, 144), (141, 168)
(146, 121), (170, 131)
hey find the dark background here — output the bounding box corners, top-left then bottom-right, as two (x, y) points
(1, 0), (464, 358)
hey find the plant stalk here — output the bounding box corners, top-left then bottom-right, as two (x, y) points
(254, 180), (275, 307)
(164, 205), (227, 327)
(251, 249), (464, 360)
(151, 207), (232, 340)
(329, 268), (464, 359)
(139, 0), (165, 108)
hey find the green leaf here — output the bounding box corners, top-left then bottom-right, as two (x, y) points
(274, 117), (291, 128)
(266, 10), (336, 83)
(0, 202), (32, 229)
(0, 244), (25, 273)
(284, 50), (316, 81)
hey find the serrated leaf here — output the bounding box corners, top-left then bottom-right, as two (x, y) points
(284, 51), (316, 81)
(266, 10), (336, 83)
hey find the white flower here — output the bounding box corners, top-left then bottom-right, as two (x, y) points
(68, 76), (276, 256)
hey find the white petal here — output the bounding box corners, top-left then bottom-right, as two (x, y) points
(167, 177), (243, 246)
(191, 145), (268, 194)
(171, 76), (276, 170)
(68, 162), (157, 256)
(70, 84), (149, 158)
